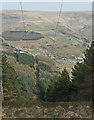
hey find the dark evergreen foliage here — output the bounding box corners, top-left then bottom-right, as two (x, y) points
(2, 31), (44, 41)
(2, 55), (20, 101)
(45, 68), (73, 102)
(13, 53), (35, 68)
(38, 63), (51, 72)
(72, 41), (93, 101)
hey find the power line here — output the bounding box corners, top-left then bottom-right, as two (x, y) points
(20, 0), (26, 32)
(19, 0), (63, 41)
(53, 0), (63, 41)
(19, 0), (27, 40)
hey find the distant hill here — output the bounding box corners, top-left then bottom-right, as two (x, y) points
(2, 11), (92, 41)
(1, 10), (92, 71)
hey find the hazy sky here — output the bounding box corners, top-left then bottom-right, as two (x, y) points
(2, 0), (93, 2)
(2, 2), (92, 11)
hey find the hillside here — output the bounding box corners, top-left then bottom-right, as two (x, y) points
(2, 44), (93, 118)
(2, 52), (59, 101)
(1, 10), (92, 72)
(2, 11), (91, 37)
(1, 10), (92, 118)
(2, 11), (91, 42)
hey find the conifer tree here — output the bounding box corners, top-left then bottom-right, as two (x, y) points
(72, 41), (93, 101)
(2, 54), (19, 101)
(45, 68), (72, 102)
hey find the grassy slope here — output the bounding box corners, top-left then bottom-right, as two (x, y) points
(3, 52), (60, 101)
(2, 11), (92, 118)
(2, 11), (92, 59)
(6, 54), (36, 100)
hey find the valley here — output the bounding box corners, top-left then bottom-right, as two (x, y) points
(1, 10), (92, 73)
(1, 10), (93, 118)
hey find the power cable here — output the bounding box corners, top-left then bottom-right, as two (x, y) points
(53, 0), (63, 41)
(19, 0), (27, 40)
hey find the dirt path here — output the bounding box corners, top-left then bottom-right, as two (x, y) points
(34, 58), (42, 100)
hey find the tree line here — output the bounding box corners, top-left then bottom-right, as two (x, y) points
(43, 41), (93, 102)
(2, 41), (94, 102)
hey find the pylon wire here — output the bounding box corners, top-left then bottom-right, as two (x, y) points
(19, 0), (27, 40)
(53, 0), (63, 41)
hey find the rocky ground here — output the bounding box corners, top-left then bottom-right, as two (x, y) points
(2, 103), (92, 118)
